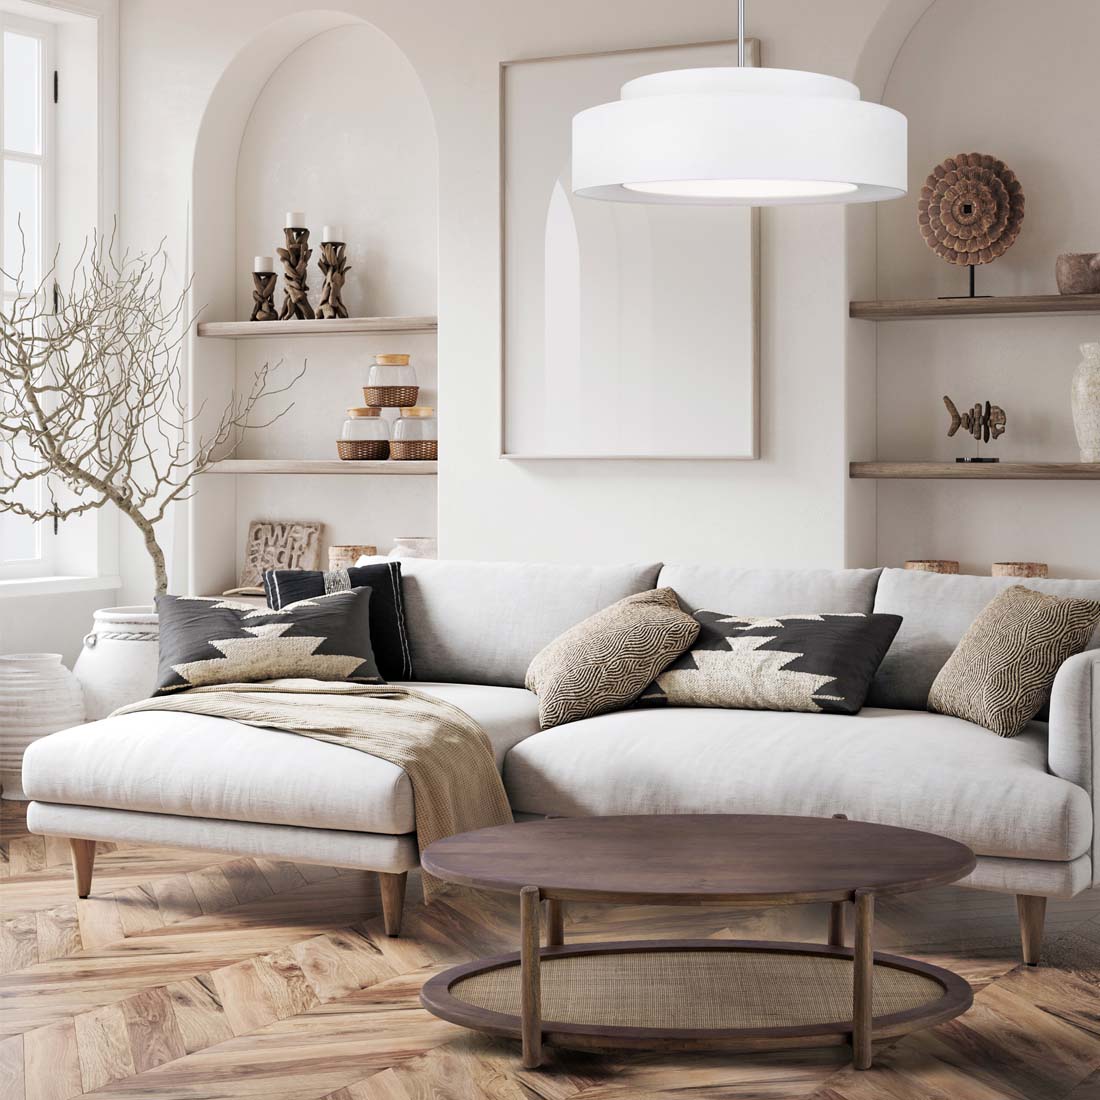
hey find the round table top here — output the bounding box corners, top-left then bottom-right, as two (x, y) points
(421, 815), (976, 904)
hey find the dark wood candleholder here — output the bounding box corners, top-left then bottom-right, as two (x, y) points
(250, 271), (277, 321)
(277, 227), (314, 320)
(318, 241), (350, 320)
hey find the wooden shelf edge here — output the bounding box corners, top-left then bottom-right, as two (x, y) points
(849, 294), (1100, 320)
(203, 459), (438, 475)
(850, 461), (1100, 480)
(196, 315), (438, 338)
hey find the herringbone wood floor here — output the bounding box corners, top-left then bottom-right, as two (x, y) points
(3, 799), (1100, 1100)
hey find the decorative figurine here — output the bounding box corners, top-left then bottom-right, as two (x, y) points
(250, 255), (277, 321)
(944, 394), (1006, 463)
(278, 212), (314, 320)
(318, 225), (350, 320)
(1056, 252), (1100, 296)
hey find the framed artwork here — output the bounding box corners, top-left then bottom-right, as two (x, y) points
(500, 38), (760, 459)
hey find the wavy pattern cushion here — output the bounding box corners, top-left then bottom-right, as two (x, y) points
(928, 585), (1100, 737)
(639, 612), (901, 715)
(525, 588), (699, 730)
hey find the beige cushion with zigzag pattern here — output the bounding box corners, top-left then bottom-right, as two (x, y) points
(928, 585), (1100, 737)
(525, 588), (699, 730)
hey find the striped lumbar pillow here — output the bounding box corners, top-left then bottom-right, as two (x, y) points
(928, 585), (1100, 736)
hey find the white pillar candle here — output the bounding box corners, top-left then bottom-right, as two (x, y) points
(322, 225), (343, 243)
(253, 255), (274, 272)
(284, 211), (306, 228)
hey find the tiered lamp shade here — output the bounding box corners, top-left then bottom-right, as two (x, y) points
(572, 67), (907, 206)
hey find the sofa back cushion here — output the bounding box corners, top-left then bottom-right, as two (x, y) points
(870, 568), (1100, 710)
(399, 558), (662, 686)
(656, 564), (883, 617)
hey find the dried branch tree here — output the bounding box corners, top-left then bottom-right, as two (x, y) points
(0, 228), (303, 594)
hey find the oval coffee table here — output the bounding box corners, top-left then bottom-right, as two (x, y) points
(420, 814), (976, 1070)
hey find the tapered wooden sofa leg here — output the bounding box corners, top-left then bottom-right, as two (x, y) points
(379, 871), (408, 937)
(70, 838), (96, 899)
(1017, 894), (1046, 966)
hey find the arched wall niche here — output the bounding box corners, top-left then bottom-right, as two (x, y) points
(184, 9), (439, 596)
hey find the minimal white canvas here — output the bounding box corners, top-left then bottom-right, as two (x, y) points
(501, 39), (760, 459)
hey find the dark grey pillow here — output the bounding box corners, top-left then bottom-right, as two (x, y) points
(154, 589), (382, 695)
(639, 611), (902, 715)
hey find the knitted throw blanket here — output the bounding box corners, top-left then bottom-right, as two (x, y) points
(114, 679), (513, 900)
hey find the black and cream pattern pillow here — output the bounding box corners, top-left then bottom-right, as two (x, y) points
(928, 585), (1100, 737)
(525, 588), (700, 730)
(262, 561), (412, 680)
(154, 590), (382, 695)
(639, 611), (902, 715)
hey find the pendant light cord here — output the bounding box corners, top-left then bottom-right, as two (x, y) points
(738, 0), (745, 66)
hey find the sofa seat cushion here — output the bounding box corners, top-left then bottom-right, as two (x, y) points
(22, 682), (540, 837)
(503, 707), (1092, 862)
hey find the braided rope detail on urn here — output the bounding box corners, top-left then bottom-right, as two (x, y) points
(918, 153), (1024, 266)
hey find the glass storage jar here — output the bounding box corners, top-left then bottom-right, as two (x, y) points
(364, 353), (418, 407)
(338, 407), (390, 460)
(391, 406), (437, 461)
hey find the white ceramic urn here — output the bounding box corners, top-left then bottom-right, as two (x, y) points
(1072, 342), (1100, 462)
(73, 606), (160, 720)
(0, 653), (85, 799)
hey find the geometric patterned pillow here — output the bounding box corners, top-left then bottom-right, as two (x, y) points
(153, 589), (382, 696)
(928, 585), (1100, 737)
(525, 588), (700, 730)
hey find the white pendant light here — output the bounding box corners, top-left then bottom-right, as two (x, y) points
(572, 0), (907, 206)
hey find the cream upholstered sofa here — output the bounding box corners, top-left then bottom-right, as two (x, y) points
(22, 560), (1100, 960)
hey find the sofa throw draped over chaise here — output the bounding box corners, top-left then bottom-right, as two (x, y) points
(114, 679), (513, 899)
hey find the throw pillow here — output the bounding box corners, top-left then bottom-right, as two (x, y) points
(525, 588), (700, 729)
(928, 585), (1100, 737)
(154, 589), (382, 695)
(262, 561), (412, 680)
(638, 611), (902, 715)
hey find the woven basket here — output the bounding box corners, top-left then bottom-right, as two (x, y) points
(390, 439), (437, 461)
(337, 439), (390, 461)
(363, 385), (418, 408)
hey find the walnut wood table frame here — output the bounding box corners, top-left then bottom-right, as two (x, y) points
(420, 814), (976, 1071)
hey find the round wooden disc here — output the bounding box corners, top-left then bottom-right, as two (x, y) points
(421, 814), (976, 904)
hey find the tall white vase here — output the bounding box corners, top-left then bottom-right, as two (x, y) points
(73, 606), (160, 720)
(1072, 342), (1100, 462)
(0, 654), (85, 799)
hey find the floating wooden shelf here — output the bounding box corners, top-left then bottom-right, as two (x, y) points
(849, 294), (1100, 321)
(851, 461), (1100, 480)
(196, 315), (438, 338)
(204, 459), (437, 475)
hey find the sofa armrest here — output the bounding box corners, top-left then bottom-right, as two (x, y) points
(1048, 650), (1100, 797)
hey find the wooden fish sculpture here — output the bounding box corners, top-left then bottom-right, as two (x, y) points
(944, 396), (1006, 444)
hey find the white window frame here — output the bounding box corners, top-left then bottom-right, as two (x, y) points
(0, 10), (56, 580)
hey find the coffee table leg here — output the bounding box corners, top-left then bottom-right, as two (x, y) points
(545, 898), (564, 947)
(520, 885), (542, 1068)
(853, 888), (874, 1070)
(828, 901), (846, 947)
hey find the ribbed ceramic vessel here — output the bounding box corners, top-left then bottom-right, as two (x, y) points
(1072, 342), (1100, 462)
(0, 653), (84, 799)
(73, 606), (160, 720)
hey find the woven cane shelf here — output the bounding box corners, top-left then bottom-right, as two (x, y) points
(422, 940), (971, 1054)
(196, 316), (437, 338)
(849, 294), (1100, 320)
(851, 462), (1100, 480)
(204, 459), (436, 475)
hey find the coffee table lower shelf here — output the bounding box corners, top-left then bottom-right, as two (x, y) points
(420, 939), (972, 1062)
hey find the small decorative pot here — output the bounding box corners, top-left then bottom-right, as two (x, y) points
(389, 537), (438, 559)
(329, 545), (377, 570)
(992, 562), (1048, 578)
(1071, 342), (1100, 462)
(0, 654), (84, 799)
(73, 606), (160, 720)
(904, 560), (959, 574)
(1056, 253), (1100, 296)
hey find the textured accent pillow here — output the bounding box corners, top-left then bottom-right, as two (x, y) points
(638, 611), (902, 715)
(262, 561), (412, 680)
(154, 590), (382, 695)
(525, 588), (700, 730)
(928, 585), (1100, 737)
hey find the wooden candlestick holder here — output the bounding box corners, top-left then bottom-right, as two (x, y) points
(250, 272), (277, 321)
(318, 241), (350, 320)
(278, 227), (314, 320)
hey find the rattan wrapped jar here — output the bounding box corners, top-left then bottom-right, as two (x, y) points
(364, 353), (418, 407)
(338, 407), (390, 460)
(391, 406), (437, 461)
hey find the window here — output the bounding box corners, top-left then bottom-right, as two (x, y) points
(0, 12), (54, 579)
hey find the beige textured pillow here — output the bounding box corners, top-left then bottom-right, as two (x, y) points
(525, 588), (700, 730)
(928, 585), (1100, 737)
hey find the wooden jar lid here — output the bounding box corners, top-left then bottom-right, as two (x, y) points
(347, 406), (382, 418)
(402, 406), (435, 417)
(375, 354), (410, 365)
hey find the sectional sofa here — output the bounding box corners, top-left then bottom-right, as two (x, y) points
(22, 560), (1100, 962)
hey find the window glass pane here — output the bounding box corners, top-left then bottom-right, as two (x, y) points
(3, 158), (39, 291)
(0, 504), (40, 564)
(3, 31), (41, 155)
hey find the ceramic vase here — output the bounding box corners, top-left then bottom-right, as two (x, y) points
(388, 537), (437, 559)
(0, 654), (84, 799)
(73, 606), (160, 720)
(1071, 342), (1100, 462)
